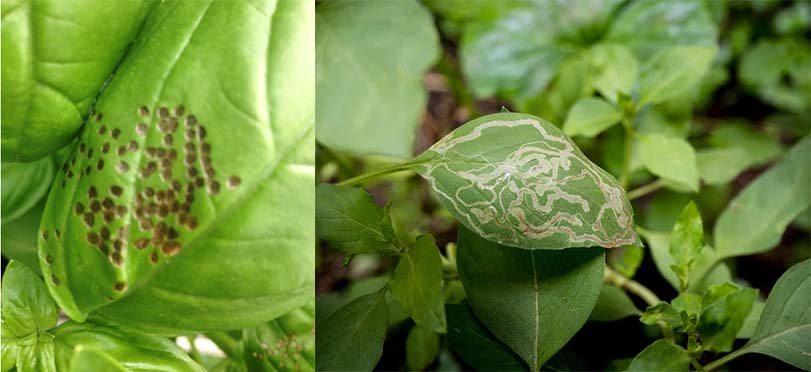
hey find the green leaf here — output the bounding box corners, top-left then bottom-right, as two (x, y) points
(607, 245), (644, 278)
(640, 303), (683, 331)
(51, 321), (205, 371)
(1, 158), (54, 223)
(589, 285), (640, 322)
(315, 0), (439, 158)
(626, 340), (691, 372)
(741, 259), (810, 370)
(698, 121), (785, 185)
(2, 200), (46, 274)
(714, 137), (811, 258)
(639, 228), (731, 293)
(739, 39), (811, 113)
(698, 283), (757, 352)
(241, 302), (315, 372)
(669, 202), (704, 291)
(563, 97), (622, 138)
(1, 0), (156, 162)
(316, 288), (389, 371)
(446, 302), (527, 371)
(457, 226), (604, 371)
(697, 147), (757, 185)
(69, 347), (126, 372)
(38, 0), (314, 335)
(412, 113), (637, 250)
(737, 300), (765, 339)
(637, 133), (699, 192)
(1, 261), (57, 337)
(637, 46), (716, 107)
(16, 334), (57, 372)
(588, 43), (638, 103)
(607, 0), (718, 60)
(406, 325), (440, 371)
(390, 235), (447, 333)
(316, 184), (399, 257)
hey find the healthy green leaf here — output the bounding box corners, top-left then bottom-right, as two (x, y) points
(316, 184), (399, 257)
(669, 202), (704, 291)
(697, 147), (758, 185)
(563, 97), (622, 138)
(412, 113), (637, 250)
(741, 259), (810, 370)
(637, 46), (716, 107)
(390, 235), (447, 333)
(16, 334), (57, 372)
(1, 158), (54, 223)
(714, 137), (810, 258)
(606, 0), (718, 60)
(315, 0), (439, 158)
(1, 261), (57, 337)
(241, 302), (315, 372)
(739, 39), (810, 113)
(589, 285), (640, 322)
(698, 121), (785, 185)
(1, 0), (156, 162)
(637, 133), (700, 192)
(52, 321), (205, 371)
(69, 347), (126, 372)
(640, 303), (683, 331)
(588, 43), (638, 103)
(446, 302), (527, 371)
(406, 325), (440, 371)
(1, 200), (46, 274)
(316, 288), (389, 372)
(737, 300), (765, 339)
(457, 226), (604, 371)
(626, 340), (691, 372)
(607, 245), (644, 278)
(38, 0), (315, 335)
(639, 228), (731, 293)
(698, 283), (757, 352)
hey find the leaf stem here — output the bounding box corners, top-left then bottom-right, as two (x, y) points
(620, 117), (635, 189)
(604, 267), (661, 307)
(336, 161), (426, 187)
(691, 358), (706, 372)
(188, 334), (203, 363)
(703, 346), (748, 371)
(627, 179), (665, 200)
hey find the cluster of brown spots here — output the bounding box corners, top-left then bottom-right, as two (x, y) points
(75, 181), (130, 268)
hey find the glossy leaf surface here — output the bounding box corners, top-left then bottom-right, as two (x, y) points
(1, 261), (57, 337)
(1, 158), (54, 223)
(457, 227), (604, 371)
(1, 0), (155, 162)
(38, 0), (314, 335)
(413, 113), (636, 250)
(69, 347), (126, 372)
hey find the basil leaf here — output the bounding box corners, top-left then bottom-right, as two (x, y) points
(315, 184), (399, 257)
(739, 39), (811, 113)
(698, 283), (757, 353)
(637, 46), (717, 108)
(1, 0), (155, 162)
(606, 0), (717, 60)
(714, 137), (810, 258)
(406, 325), (440, 371)
(241, 302), (315, 372)
(1, 261), (57, 337)
(2, 200), (45, 274)
(626, 339), (691, 372)
(457, 226), (604, 371)
(446, 302), (527, 371)
(412, 113), (636, 250)
(1, 322), (18, 372)
(315, 0), (439, 158)
(637, 133), (700, 192)
(52, 321), (205, 371)
(588, 43), (638, 103)
(639, 228), (731, 293)
(607, 245), (644, 278)
(1, 158), (54, 223)
(589, 285), (640, 322)
(316, 288), (389, 372)
(69, 347), (126, 372)
(640, 303), (683, 331)
(740, 259), (810, 370)
(563, 97), (623, 138)
(669, 202), (704, 291)
(17, 334), (57, 372)
(390, 235), (447, 333)
(39, 0), (314, 335)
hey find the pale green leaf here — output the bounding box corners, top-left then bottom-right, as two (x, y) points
(669, 202), (704, 291)
(640, 303), (683, 331)
(316, 184), (399, 257)
(315, 0), (439, 157)
(412, 113), (637, 250)
(457, 226), (604, 371)
(626, 340), (691, 372)
(316, 288), (389, 371)
(737, 300), (765, 339)
(390, 235), (447, 333)
(715, 137), (810, 258)
(563, 97), (622, 138)
(406, 325), (440, 371)
(639, 228), (731, 293)
(1, 261), (57, 337)
(588, 43), (638, 103)
(589, 285), (640, 322)
(637, 46), (716, 107)
(69, 347), (126, 372)
(607, 245), (644, 278)
(1, 158), (54, 223)
(698, 284), (757, 352)
(637, 133), (700, 192)
(1, 200), (45, 274)
(741, 259), (811, 370)
(697, 147), (756, 185)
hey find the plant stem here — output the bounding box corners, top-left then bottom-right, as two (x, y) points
(703, 346), (748, 371)
(604, 267), (661, 307)
(206, 332), (238, 357)
(691, 359), (706, 372)
(336, 161), (425, 187)
(188, 334), (203, 363)
(627, 179), (665, 200)
(620, 117), (635, 189)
